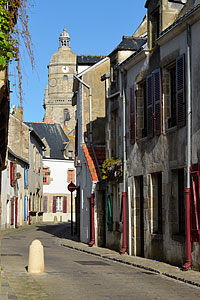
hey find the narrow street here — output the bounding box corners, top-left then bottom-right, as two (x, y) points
(0, 223), (199, 300)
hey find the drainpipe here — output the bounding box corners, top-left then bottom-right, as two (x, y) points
(74, 75), (92, 145)
(89, 192), (95, 247)
(182, 23), (192, 271)
(120, 71), (127, 254)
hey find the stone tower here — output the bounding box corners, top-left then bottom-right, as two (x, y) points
(43, 28), (76, 135)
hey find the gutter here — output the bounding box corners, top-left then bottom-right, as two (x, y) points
(182, 23), (192, 271)
(120, 70), (127, 254)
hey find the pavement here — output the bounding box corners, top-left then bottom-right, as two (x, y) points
(0, 223), (200, 300)
(59, 230), (200, 289)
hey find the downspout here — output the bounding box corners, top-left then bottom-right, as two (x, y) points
(89, 182), (97, 247)
(74, 75), (92, 144)
(120, 70), (127, 254)
(182, 23), (192, 271)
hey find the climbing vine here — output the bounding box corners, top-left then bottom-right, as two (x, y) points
(0, 0), (34, 111)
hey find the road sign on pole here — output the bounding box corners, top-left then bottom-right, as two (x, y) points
(68, 182), (76, 192)
(68, 182), (76, 235)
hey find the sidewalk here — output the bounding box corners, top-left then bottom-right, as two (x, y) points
(59, 237), (200, 289)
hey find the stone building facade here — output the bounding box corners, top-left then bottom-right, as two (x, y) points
(103, 0), (200, 270)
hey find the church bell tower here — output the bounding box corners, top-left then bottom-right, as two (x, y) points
(43, 28), (76, 135)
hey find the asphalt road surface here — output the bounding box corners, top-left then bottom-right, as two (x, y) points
(0, 223), (200, 300)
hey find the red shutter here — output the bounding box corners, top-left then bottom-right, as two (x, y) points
(129, 85), (137, 144)
(43, 196), (47, 213)
(176, 54), (185, 127)
(63, 197), (67, 213)
(10, 162), (14, 186)
(72, 170), (75, 183)
(146, 74), (154, 138)
(53, 196), (56, 213)
(153, 69), (162, 135)
(190, 163), (200, 242)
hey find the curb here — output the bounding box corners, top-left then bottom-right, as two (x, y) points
(61, 242), (200, 288)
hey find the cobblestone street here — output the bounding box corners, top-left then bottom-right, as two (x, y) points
(0, 223), (200, 299)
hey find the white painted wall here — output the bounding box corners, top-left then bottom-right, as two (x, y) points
(43, 159), (75, 194)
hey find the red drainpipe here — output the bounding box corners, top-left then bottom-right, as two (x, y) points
(15, 197), (18, 228)
(28, 197), (31, 225)
(120, 192), (127, 254)
(89, 193), (95, 247)
(182, 187), (192, 271)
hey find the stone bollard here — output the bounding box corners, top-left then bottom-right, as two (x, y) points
(28, 240), (44, 274)
(54, 216), (58, 224)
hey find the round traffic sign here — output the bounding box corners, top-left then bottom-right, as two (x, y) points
(68, 181), (76, 192)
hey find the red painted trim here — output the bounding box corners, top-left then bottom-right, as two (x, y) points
(29, 197), (31, 225)
(15, 197), (18, 228)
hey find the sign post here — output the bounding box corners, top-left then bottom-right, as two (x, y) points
(68, 182), (76, 235)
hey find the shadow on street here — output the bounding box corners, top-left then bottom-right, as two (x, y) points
(36, 222), (80, 242)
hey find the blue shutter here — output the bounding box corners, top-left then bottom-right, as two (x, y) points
(27, 197), (29, 220)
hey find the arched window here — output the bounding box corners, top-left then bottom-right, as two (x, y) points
(64, 109), (70, 122)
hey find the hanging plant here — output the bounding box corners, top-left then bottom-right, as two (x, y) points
(101, 157), (122, 182)
(0, 0), (34, 113)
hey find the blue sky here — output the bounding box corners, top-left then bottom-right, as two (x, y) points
(9, 0), (147, 122)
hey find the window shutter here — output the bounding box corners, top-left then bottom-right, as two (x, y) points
(190, 163), (200, 242)
(53, 196), (56, 213)
(129, 85), (136, 144)
(43, 196), (47, 213)
(146, 74), (154, 138)
(176, 54), (185, 127)
(72, 170), (75, 183)
(153, 69), (162, 135)
(63, 197), (67, 213)
(10, 162), (14, 186)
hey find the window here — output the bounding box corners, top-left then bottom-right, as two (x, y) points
(68, 151), (73, 159)
(171, 169), (185, 235)
(64, 108), (70, 122)
(151, 172), (162, 234)
(53, 196), (67, 213)
(111, 110), (119, 157)
(165, 54), (185, 129)
(129, 85), (136, 144)
(135, 81), (147, 140)
(68, 169), (75, 183)
(24, 166), (28, 189)
(43, 167), (50, 184)
(146, 69), (162, 138)
(56, 196), (63, 212)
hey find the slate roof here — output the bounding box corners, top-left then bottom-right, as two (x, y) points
(24, 122), (69, 160)
(109, 36), (146, 56)
(77, 55), (106, 66)
(82, 144), (106, 182)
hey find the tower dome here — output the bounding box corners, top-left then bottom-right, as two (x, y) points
(59, 28), (70, 48)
